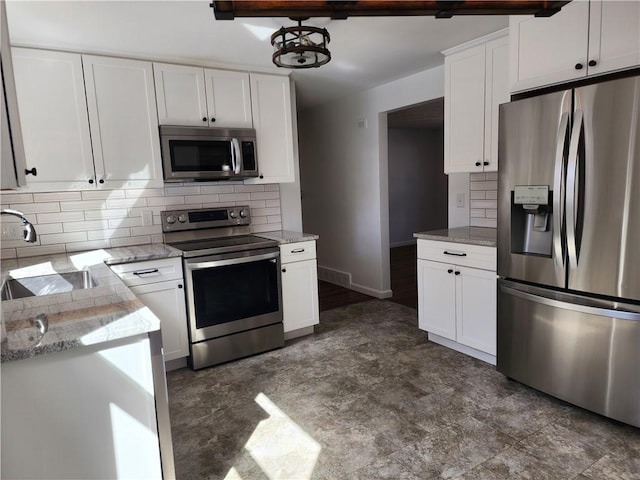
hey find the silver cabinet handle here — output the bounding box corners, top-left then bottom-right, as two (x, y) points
(133, 268), (159, 276)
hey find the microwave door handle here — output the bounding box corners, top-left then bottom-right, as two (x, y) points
(231, 138), (241, 174)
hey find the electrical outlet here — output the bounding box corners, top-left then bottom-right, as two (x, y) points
(456, 193), (465, 208)
(141, 210), (153, 227)
(1, 224), (24, 240)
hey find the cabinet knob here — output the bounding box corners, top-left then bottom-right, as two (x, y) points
(25, 167), (37, 176)
(259, 174), (264, 179)
(483, 161), (489, 166)
(88, 179), (94, 184)
(99, 179), (105, 184)
(454, 271), (461, 276)
(588, 60), (597, 67)
(202, 117), (207, 122)
(178, 284), (183, 289)
(447, 269), (453, 274)
(575, 63), (583, 70)
(282, 268), (286, 273)
(475, 161), (481, 167)
(211, 117), (216, 123)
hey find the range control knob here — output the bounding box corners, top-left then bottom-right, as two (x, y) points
(239, 209), (249, 218)
(166, 215), (176, 224)
(178, 214), (188, 223)
(229, 210), (238, 219)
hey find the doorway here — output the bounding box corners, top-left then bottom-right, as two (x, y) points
(386, 98), (448, 309)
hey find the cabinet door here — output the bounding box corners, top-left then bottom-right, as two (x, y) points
(587, 0), (640, 76)
(509, 1), (590, 92)
(131, 280), (189, 362)
(281, 258), (319, 333)
(153, 63), (208, 126)
(246, 73), (295, 184)
(12, 48), (94, 190)
(417, 259), (456, 340)
(204, 69), (252, 128)
(444, 44), (486, 174)
(483, 36), (509, 173)
(456, 266), (497, 355)
(83, 55), (162, 189)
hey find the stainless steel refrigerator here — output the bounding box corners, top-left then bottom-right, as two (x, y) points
(497, 74), (640, 427)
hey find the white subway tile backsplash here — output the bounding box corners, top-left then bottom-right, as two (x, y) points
(485, 190), (497, 200)
(486, 209), (497, 219)
(470, 209), (486, 218)
(1, 183), (282, 259)
(39, 232), (88, 245)
(469, 171), (497, 228)
(60, 200), (105, 212)
(469, 181), (498, 191)
(82, 190), (125, 200)
(485, 172), (498, 181)
(469, 173), (486, 181)
(33, 192), (82, 202)
(470, 199), (497, 209)
(470, 191), (486, 200)
(37, 211), (85, 224)
(84, 208), (129, 220)
(470, 218), (497, 228)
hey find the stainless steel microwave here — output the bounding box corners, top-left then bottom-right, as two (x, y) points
(159, 126), (258, 182)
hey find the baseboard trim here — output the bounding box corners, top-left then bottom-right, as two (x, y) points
(350, 282), (393, 299)
(317, 265), (351, 288)
(284, 325), (315, 341)
(427, 333), (496, 366)
(165, 357), (188, 372)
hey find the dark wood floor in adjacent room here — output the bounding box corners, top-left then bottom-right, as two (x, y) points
(318, 244), (417, 311)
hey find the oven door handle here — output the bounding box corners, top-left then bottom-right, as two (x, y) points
(186, 251), (279, 270)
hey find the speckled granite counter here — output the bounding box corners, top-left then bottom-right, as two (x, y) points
(1, 244), (181, 363)
(256, 230), (319, 244)
(414, 227), (497, 247)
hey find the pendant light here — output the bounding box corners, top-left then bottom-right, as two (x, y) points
(271, 18), (331, 69)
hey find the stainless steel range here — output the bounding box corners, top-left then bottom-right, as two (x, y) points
(161, 206), (283, 370)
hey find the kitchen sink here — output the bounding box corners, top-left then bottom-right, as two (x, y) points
(1, 271), (97, 301)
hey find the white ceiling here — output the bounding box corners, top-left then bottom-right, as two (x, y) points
(5, 1), (509, 110)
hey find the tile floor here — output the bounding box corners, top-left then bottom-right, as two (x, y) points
(167, 300), (640, 480)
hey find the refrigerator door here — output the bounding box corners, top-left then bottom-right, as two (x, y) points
(497, 279), (640, 428)
(568, 76), (640, 302)
(497, 90), (571, 288)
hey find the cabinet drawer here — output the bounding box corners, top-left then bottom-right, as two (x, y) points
(110, 257), (183, 286)
(280, 241), (316, 264)
(417, 239), (496, 271)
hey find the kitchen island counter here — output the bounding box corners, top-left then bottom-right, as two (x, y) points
(414, 226), (496, 247)
(0, 244), (181, 363)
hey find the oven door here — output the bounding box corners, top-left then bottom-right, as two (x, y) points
(184, 247), (282, 342)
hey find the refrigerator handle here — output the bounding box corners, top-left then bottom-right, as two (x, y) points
(566, 109), (583, 270)
(500, 282), (640, 322)
(553, 112), (569, 268)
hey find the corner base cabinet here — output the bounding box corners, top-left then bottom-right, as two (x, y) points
(417, 239), (497, 364)
(280, 240), (319, 340)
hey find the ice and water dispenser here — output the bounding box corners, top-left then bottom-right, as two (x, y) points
(510, 185), (553, 256)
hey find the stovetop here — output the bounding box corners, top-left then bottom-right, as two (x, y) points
(167, 234), (278, 258)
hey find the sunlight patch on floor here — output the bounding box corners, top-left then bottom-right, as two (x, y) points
(232, 392), (322, 480)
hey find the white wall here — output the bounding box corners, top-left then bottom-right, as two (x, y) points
(388, 127), (447, 246)
(298, 65), (444, 297)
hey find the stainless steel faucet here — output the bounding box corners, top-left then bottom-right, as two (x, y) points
(1, 209), (37, 243)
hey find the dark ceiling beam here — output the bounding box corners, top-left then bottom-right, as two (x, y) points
(211, 1), (571, 20)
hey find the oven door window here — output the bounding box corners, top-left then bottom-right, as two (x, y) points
(191, 258), (279, 328)
(169, 139), (233, 172)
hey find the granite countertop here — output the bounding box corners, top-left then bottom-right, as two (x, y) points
(1, 244), (181, 363)
(414, 227), (497, 247)
(256, 230), (319, 244)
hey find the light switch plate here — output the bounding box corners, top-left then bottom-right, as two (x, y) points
(456, 193), (465, 208)
(142, 210), (153, 227)
(1, 224), (23, 240)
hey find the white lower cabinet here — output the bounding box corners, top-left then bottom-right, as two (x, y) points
(280, 241), (319, 339)
(417, 239), (497, 364)
(110, 257), (189, 366)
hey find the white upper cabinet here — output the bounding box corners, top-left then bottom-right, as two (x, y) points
(246, 73), (295, 184)
(154, 62), (252, 128)
(510, 0), (640, 92)
(83, 55), (162, 189)
(12, 48), (94, 191)
(204, 68), (253, 128)
(444, 31), (508, 174)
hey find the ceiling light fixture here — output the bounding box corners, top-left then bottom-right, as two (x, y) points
(271, 18), (331, 69)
